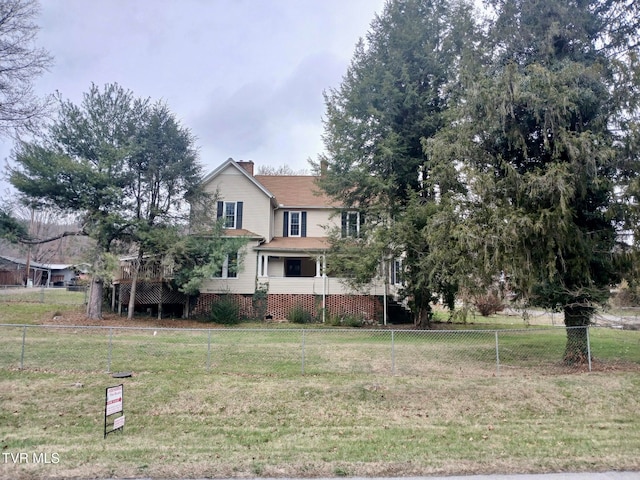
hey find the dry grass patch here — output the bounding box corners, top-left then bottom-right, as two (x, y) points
(1, 301), (639, 478)
(1, 367), (639, 479)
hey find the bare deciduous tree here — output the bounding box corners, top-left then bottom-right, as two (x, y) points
(0, 0), (53, 138)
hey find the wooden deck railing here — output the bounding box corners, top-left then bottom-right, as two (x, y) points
(117, 261), (174, 282)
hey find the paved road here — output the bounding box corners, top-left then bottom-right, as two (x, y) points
(125, 474), (640, 480)
(254, 475), (639, 480)
(413, 473), (639, 479)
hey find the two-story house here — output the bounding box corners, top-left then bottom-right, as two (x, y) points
(194, 158), (393, 322)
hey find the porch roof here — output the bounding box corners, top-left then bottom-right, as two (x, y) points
(256, 236), (329, 252)
(221, 228), (263, 240)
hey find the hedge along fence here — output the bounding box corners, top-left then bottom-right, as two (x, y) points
(1, 324), (638, 377)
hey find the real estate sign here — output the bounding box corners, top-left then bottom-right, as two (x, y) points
(104, 384), (125, 438)
(106, 384), (123, 415)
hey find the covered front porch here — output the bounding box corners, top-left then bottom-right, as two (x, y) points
(254, 245), (389, 297)
(255, 237), (329, 294)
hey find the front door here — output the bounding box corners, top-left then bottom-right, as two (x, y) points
(285, 259), (301, 277)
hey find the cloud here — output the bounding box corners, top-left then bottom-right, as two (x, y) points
(0, 0), (388, 189)
(192, 50), (346, 169)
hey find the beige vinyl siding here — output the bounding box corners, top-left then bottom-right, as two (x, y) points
(305, 208), (337, 237)
(204, 166), (272, 239)
(267, 258), (284, 277)
(265, 276), (387, 296)
(200, 243), (259, 295)
(273, 207), (338, 237)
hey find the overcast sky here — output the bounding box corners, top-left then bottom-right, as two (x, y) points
(1, 0), (387, 193)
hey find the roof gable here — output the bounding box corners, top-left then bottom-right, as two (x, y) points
(202, 158), (275, 201)
(203, 159), (343, 209)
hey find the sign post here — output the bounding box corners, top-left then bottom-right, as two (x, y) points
(104, 384), (125, 438)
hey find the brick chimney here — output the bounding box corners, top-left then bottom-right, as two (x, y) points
(237, 160), (254, 176)
(320, 159), (328, 177)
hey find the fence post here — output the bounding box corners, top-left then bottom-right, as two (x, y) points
(207, 329), (212, 373)
(495, 331), (500, 376)
(301, 329), (306, 375)
(391, 330), (396, 376)
(586, 326), (592, 372)
(106, 328), (113, 373)
(20, 326), (27, 369)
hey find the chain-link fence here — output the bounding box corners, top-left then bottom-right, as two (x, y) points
(1, 324), (637, 377)
(0, 285), (88, 305)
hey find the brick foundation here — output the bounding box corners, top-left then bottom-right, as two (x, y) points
(192, 293), (254, 319)
(193, 293), (383, 323)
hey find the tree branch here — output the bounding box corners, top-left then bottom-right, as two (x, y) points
(19, 229), (87, 245)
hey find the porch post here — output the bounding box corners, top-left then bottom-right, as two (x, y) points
(322, 253), (327, 323)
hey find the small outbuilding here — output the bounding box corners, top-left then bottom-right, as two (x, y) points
(0, 255), (88, 287)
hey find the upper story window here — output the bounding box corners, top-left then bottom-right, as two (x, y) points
(217, 201), (243, 229)
(341, 211), (362, 238)
(289, 211), (301, 237)
(283, 211), (307, 237)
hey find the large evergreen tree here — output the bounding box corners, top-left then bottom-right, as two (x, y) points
(428, 0), (640, 362)
(319, 0), (639, 349)
(11, 84), (146, 318)
(316, 0), (475, 327)
(124, 101), (202, 319)
(9, 84), (206, 320)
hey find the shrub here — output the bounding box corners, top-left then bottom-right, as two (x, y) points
(327, 312), (342, 326)
(287, 305), (313, 324)
(341, 314), (364, 327)
(209, 296), (241, 324)
(473, 291), (505, 317)
(252, 283), (269, 321)
(326, 312), (365, 327)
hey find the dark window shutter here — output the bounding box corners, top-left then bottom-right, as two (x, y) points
(236, 202), (243, 229)
(301, 212), (307, 237)
(391, 261), (396, 285)
(283, 211), (289, 237)
(341, 211), (347, 237)
(217, 201), (223, 220)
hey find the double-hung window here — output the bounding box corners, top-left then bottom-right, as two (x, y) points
(214, 253), (238, 278)
(224, 202), (236, 228)
(391, 258), (403, 286)
(341, 211), (361, 238)
(283, 211), (307, 237)
(217, 201), (243, 229)
(289, 211), (301, 237)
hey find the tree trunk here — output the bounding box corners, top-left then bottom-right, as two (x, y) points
(414, 302), (432, 329)
(563, 303), (592, 365)
(86, 275), (104, 320)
